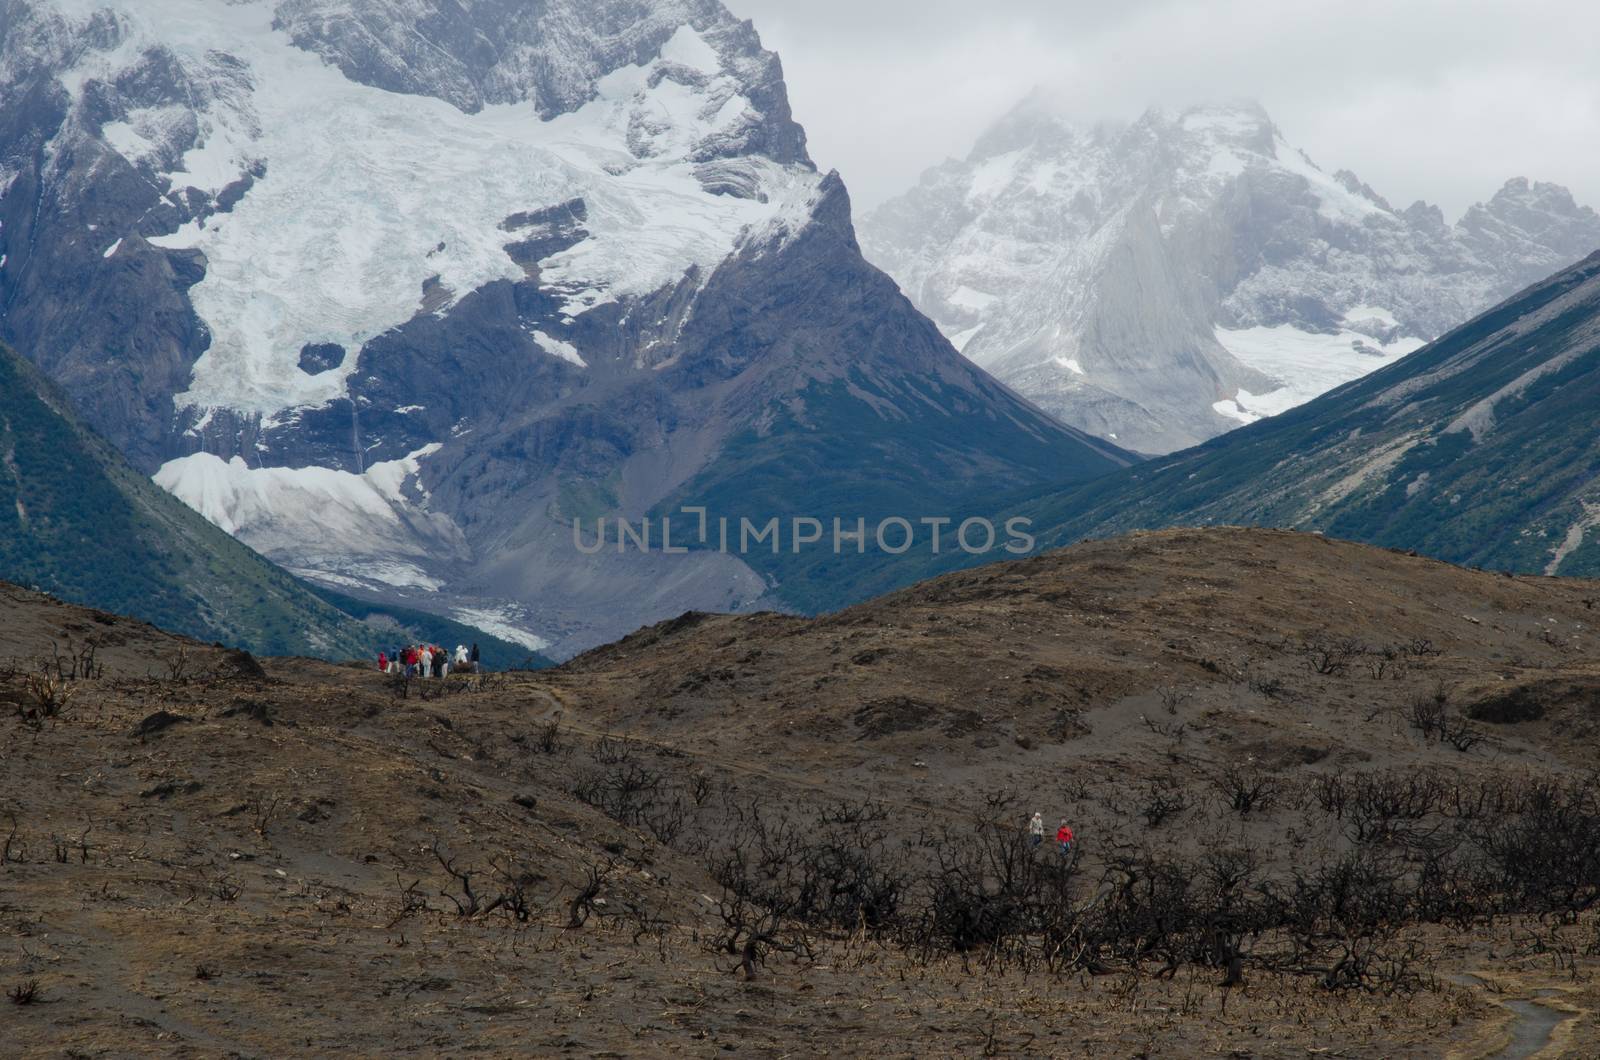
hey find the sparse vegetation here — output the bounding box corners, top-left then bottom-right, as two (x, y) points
(1405, 684), (1488, 752)
(19, 671), (75, 720)
(7, 527), (1600, 1054)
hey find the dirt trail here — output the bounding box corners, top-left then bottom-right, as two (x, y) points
(1448, 975), (1588, 1060)
(1495, 994), (1570, 1059)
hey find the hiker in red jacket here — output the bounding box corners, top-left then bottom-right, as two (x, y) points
(1056, 821), (1074, 857)
(378, 650), (388, 673)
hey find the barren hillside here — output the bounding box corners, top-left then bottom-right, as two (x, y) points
(4, 529), (1600, 1056)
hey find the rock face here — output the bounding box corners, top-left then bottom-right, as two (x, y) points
(1011, 251), (1600, 579)
(0, 0), (1132, 656)
(860, 97), (1600, 454)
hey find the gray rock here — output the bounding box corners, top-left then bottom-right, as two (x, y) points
(860, 97), (1600, 455)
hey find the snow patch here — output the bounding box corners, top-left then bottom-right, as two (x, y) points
(1205, 149), (1247, 180)
(1343, 305), (1399, 328)
(101, 120), (155, 162)
(101, 238), (122, 258)
(1273, 139), (1384, 225)
(154, 443), (442, 543)
(658, 25), (720, 74)
(531, 330), (586, 368)
(364, 443), (442, 506)
(1215, 323), (1424, 420)
(291, 561), (443, 592)
(946, 324), (983, 353)
(948, 285), (997, 312)
(967, 150), (1023, 201)
(450, 607), (550, 652)
(54, 0), (819, 417)
(1212, 394), (1260, 425)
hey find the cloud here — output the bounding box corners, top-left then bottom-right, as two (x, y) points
(724, 0), (1600, 218)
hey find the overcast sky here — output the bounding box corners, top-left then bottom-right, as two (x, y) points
(723, 0), (1600, 220)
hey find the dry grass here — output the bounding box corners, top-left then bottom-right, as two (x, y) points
(5, 528), (1600, 1055)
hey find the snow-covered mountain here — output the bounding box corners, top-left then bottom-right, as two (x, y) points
(0, 1), (1130, 655)
(860, 96), (1600, 454)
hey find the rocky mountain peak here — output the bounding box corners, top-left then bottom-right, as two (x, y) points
(0, 0), (1127, 657)
(860, 95), (1600, 455)
(269, 0), (809, 164)
(1159, 100), (1278, 154)
(1468, 176), (1599, 249)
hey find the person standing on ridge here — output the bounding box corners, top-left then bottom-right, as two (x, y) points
(1056, 820), (1074, 857)
(470, 643), (481, 674)
(1028, 812), (1045, 848)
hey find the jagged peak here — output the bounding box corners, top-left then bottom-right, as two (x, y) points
(1333, 169), (1392, 212)
(1482, 176), (1592, 217)
(967, 88), (1094, 161)
(1402, 199), (1448, 232)
(1169, 99), (1274, 127)
(1143, 100), (1278, 153)
(966, 95), (1281, 167)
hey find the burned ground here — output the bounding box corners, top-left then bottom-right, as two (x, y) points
(4, 528), (1600, 1056)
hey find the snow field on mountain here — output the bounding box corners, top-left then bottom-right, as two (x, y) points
(1212, 323), (1424, 423)
(154, 444), (441, 547)
(52, 0), (817, 417)
(449, 607), (551, 653)
(531, 331), (587, 368)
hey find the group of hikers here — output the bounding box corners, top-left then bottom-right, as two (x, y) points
(1028, 812), (1075, 856)
(378, 643), (480, 678)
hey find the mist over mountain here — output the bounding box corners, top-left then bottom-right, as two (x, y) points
(860, 96), (1600, 454)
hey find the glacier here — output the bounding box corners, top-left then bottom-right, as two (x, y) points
(0, 0), (1132, 658)
(43, 0), (820, 417)
(1213, 321), (1425, 424)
